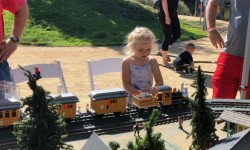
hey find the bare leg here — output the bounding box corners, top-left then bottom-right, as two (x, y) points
(161, 51), (171, 65)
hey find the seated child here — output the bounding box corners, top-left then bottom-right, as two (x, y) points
(173, 43), (195, 74)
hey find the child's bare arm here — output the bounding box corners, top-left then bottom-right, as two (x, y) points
(122, 58), (141, 95)
(151, 58), (164, 86)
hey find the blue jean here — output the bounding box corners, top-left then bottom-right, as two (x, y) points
(0, 60), (11, 82)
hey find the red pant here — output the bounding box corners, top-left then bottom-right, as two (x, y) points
(212, 52), (250, 99)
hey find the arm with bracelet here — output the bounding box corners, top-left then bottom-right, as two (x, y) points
(206, 0), (224, 49)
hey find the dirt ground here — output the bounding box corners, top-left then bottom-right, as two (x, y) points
(10, 38), (219, 110)
(9, 16), (230, 111)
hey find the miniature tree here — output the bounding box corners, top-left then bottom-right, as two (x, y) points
(109, 141), (120, 150)
(14, 66), (73, 150)
(109, 109), (166, 150)
(189, 66), (218, 150)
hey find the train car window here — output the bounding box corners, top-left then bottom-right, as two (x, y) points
(5, 110), (10, 118)
(110, 99), (117, 103)
(0, 111), (2, 118)
(67, 105), (73, 108)
(12, 110), (17, 117)
(63, 104), (67, 109)
(165, 93), (170, 98)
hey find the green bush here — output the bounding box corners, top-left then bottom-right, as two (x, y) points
(177, 0), (190, 15)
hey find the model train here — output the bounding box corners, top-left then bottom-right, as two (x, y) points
(0, 80), (189, 127)
(87, 85), (189, 115)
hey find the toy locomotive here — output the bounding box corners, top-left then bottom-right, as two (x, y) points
(87, 85), (189, 115)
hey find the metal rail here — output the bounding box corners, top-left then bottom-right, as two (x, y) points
(2, 101), (250, 149)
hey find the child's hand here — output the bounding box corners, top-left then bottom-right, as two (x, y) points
(149, 87), (158, 97)
(138, 90), (143, 95)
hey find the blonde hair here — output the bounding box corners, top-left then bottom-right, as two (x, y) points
(124, 27), (158, 54)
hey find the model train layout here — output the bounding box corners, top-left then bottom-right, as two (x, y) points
(0, 80), (189, 127)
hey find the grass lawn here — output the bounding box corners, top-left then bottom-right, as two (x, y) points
(4, 0), (207, 46)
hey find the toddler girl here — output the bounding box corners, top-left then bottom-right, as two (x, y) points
(122, 27), (163, 100)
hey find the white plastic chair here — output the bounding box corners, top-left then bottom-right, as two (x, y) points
(11, 60), (68, 93)
(87, 58), (123, 91)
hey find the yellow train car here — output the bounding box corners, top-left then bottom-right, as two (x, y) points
(157, 86), (172, 106)
(0, 98), (22, 127)
(132, 86), (173, 109)
(88, 88), (129, 115)
(52, 93), (79, 119)
(132, 94), (158, 109)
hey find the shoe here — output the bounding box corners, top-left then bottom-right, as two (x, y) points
(164, 62), (173, 68)
(167, 56), (171, 62)
(157, 52), (171, 62)
(185, 73), (193, 76)
(175, 68), (182, 72)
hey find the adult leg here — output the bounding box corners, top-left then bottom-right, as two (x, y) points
(212, 52), (242, 99)
(0, 61), (11, 82)
(241, 69), (250, 99)
(240, 70), (250, 99)
(159, 16), (172, 64)
(169, 16), (181, 45)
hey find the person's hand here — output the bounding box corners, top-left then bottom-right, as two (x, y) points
(0, 39), (18, 63)
(208, 30), (224, 49)
(165, 16), (171, 25)
(149, 87), (159, 97)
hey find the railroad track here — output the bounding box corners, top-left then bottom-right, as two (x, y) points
(2, 100), (250, 149)
(207, 101), (250, 108)
(0, 107), (189, 149)
(0, 138), (17, 150)
(65, 111), (191, 141)
(206, 99), (250, 117)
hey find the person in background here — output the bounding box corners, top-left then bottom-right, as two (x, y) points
(206, 0), (250, 98)
(178, 115), (183, 129)
(122, 27), (163, 106)
(173, 43), (195, 74)
(133, 122), (140, 136)
(158, 0), (181, 67)
(0, 0), (29, 82)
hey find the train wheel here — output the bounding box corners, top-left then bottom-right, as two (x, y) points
(136, 107), (142, 113)
(96, 114), (104, 119)
(114, 112), (121, 117)
(64, 118), (72, 123)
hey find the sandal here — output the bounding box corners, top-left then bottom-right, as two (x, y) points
(157, 51), (162, 56)
(157, 51), (171, 61)
(164, 62), (173, 68)
(167, 56), (171, 62)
